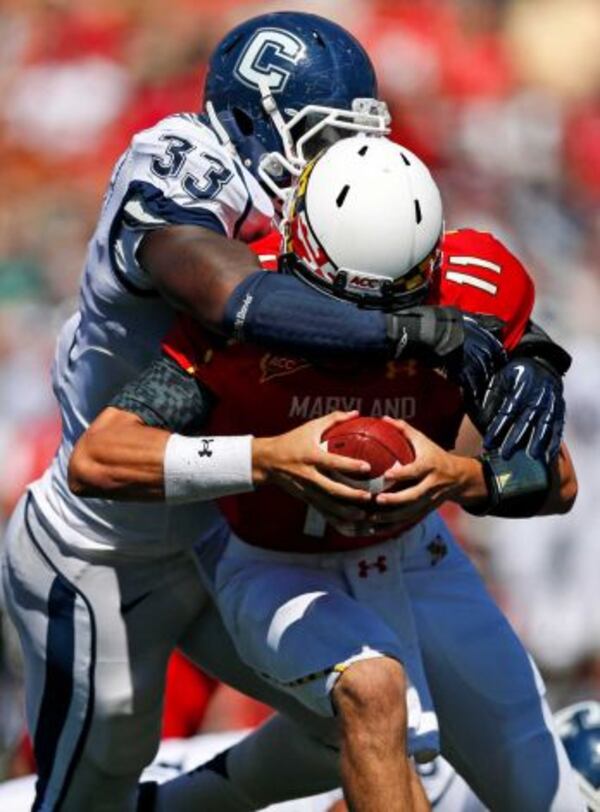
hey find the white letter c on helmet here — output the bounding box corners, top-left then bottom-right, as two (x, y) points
(234, 28), (307, 93)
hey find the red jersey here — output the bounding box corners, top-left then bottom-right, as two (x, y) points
(162, 229), (534, 553)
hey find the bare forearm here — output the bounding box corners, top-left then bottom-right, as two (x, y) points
(69, 405), (374, 508)
(69, 410), (170, 500)
(447, 455), (487, 508)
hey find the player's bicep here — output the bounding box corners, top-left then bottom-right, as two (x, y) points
(139, 225), (261, 325)
(112, 121), (255, 293)
(109, 354), (215, 434)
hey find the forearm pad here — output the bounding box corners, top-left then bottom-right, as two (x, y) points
(223, 271), (389, 356)
(385, 307), (466, 360)
(514, 320), (572, 375)
(465, 450), (550, 518)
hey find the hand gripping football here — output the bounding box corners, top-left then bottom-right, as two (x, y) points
(322, 416), (415, 494)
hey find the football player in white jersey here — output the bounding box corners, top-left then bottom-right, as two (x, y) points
(1, 10), (572, 812)
(1, 15), (395, 811)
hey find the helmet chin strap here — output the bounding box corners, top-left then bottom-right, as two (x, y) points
(205, 101), (237, 158)
(258, 78), (298, 165)
(256, 78), (303, 201)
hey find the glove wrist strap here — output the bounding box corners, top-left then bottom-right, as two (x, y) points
(466, 450), (550, 518)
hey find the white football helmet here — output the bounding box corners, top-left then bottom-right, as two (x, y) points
(282, 134), (443, 309)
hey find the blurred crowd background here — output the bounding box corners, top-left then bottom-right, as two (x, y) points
(1, 0), (599, 782)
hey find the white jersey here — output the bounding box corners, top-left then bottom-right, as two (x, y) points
(30, 113), (274, 557)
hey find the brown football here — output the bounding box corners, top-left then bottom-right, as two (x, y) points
(322, 416), (415, 494)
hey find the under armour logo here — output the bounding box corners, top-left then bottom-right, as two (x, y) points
(358, 555), (388, 578)
(427, 537), (448, 567)
(197, 439), (215, 458)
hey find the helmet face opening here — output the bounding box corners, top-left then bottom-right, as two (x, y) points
(257, 97), (391, 199)
(289, 112), (355, 160)
(203, 12), (390, 198)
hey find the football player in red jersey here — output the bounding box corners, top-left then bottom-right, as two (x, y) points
(69, 137), (581, 811)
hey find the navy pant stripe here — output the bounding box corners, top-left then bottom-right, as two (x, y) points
(32, 577), (76, 811)
(25, 495), (97, 811)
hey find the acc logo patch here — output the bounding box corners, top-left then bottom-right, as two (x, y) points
(260, 353), (311, 383)
(235, 28), (307, 93)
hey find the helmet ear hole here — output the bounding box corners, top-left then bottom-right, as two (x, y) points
(232, 107), (254, 137)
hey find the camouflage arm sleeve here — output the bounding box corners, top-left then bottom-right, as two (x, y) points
(109, 354), (215, 434)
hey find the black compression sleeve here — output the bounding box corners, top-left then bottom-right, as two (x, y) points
(109, 355), (215, 434)
(223, 271), (389, 356)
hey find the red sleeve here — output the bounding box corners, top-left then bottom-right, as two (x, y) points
(435, 229), (535, 351)
(161, 652), (218, 739)
(161, 314), (230, 397)
(161, 313), (206, 373)
(162, 314), (257, 402)
(249, 229), (282, 270)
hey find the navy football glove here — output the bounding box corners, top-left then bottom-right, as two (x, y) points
(448, 313), (508, 412)
(480, 357), (566, 463)
(479, 321), (571, 463)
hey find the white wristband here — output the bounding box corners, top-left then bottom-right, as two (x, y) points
(164, 434), (254, 504)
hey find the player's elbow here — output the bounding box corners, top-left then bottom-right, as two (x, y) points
(554, 443), (578, 515)
(542, 460), (578, 516)
(554, 468), (578, 514)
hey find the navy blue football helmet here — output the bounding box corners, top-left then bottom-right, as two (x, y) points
(555, 701), (600, 810)
(203, 11), (390, 198)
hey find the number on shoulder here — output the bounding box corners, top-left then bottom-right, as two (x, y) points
(444, 253), (502, 296)
(150, 134), (233, 201)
